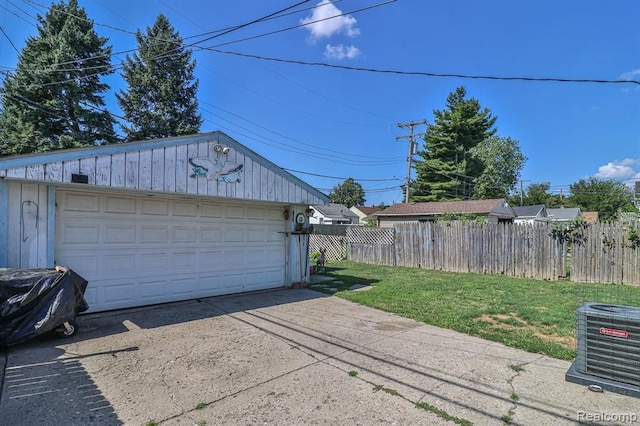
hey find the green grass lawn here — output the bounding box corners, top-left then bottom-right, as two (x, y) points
(310, 261), (640, 361)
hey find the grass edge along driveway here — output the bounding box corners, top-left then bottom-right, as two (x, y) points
(311, 261), (640, 361)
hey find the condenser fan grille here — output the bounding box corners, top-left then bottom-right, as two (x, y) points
(576, 303), (640, 388)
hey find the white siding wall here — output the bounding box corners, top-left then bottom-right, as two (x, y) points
(6, 182), (50, 268)
(0, 140), (326, 206)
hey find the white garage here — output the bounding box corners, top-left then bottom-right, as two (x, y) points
(0, 132), (328, 312)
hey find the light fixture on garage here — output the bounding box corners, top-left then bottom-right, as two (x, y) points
(213, 144), (230, 155)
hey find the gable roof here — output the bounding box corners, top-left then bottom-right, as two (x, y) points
(546, 208), (581, 221)
(512, 204), (546, 218)
(376, 199), (515, 218)
(312, 203), (359, 219)
(352, 206), (381, 216)
(0, 131), (329, 205)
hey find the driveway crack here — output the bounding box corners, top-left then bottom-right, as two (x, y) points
(502, 355), (544, 425)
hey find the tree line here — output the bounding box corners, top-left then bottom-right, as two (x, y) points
(329, 86), (637, 221)
(0, 0), (201, 156)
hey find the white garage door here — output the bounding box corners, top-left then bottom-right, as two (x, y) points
(55, 190), (286, 312)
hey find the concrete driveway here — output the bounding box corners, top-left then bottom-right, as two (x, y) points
(1, 288), (638, 425)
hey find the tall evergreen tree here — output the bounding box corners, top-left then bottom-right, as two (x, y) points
(117, 14), (202, 141)
(412, 87), (497, 201)
(0, 0), (115, 156)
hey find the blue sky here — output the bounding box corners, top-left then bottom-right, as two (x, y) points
(1, 0), (639, 205)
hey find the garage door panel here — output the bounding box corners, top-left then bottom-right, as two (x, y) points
(171, 251), (199, 270)
(200, 227), (222, 242)
(172, 226), (197, 242)
(224, 228), (244, 242)
(62, 192), (99, 212)
(171, 277), (198, 296)
(223, 274), (244, 291)
(141, 199), (169, 215)
(200, 204), (222, 217)
(101, 254), (136, 274)
(199, 275), (222, 293)
(173, 201), (197, 216)
(140, 226), (169, 243)
(137, 278), (171, 300)
(247, 208), (264, 220)
(105, 196), (136, 214)
(138, 252), (169, 271)
(225, 206), (245, 219)
(104, 225), (136, 243)
(59, 224), (99, 244)
(56, 190), (286, 312)
(102, 281), (138, 305)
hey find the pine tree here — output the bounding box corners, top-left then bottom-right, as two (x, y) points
(117, 14), (202, 141)
(0, 0), (116, 156)
(412, 87), (496, 201)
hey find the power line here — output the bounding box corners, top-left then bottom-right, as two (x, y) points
(208, 49), (640, 86)
(0, 25), (21, 54)
(284, 168), (402, 182)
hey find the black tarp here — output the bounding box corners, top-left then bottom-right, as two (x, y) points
(0, 267), (89, 346)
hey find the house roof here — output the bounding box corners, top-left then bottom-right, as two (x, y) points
(352, 206), (381, 216)
(0, 131), (329, 205)
(312, 203), (359, 219)
(512, 204), (546, 218)
(376, 199), (515, 218)
(546, 208), (581, 221)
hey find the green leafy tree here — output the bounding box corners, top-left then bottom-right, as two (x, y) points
(566, 177), (637, 222)
(117, 14), (202, 141)
(329, 178), (365, 208)
(507, 182), (563, 207)
(471, 136), (526, 199)
(0, 0), (116, 156)
(412, 86), (497, 201)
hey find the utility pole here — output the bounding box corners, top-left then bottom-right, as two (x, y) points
(397, 120), (427, 203)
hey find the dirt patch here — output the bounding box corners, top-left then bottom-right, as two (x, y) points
(478, 313), (575, 349)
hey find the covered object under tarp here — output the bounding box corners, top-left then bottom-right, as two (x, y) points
(0, 267), (88, 346)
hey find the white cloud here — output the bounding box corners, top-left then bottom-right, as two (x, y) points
(595, 158), (640, 180)
(324, 44), (360, 60)
(618, 69), (640, 81)
(300, 0), (360, 41)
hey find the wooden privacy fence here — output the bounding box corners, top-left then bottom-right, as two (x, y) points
(394, 222), (566, 280)
(347, 227), (395, 266)
(571, 222), (640, 285)
(311, 221), (640, 285)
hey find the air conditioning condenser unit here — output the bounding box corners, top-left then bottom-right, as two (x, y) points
(566, 302), (640, 398)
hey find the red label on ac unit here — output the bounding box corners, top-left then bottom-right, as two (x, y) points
(599, 327), (629, 338)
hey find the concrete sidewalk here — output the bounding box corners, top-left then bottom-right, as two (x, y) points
(1, 288), (638, 425)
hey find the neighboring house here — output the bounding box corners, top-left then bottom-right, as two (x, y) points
(546, 207), (581, 223)
(309, 203), (359, 225)
(375, 199), (516, 228)
(0, 131), (329, 313)
(512, 204), (548, 225)
(349, 205), (381, 225)
(582, 211), (599, 224)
